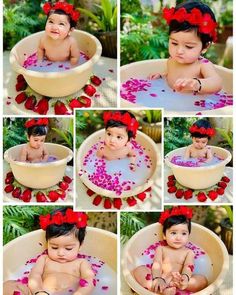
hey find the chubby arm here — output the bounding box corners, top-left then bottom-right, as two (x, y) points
(198, 62), (223, 94)
(42, 147), (49, 162)
(37, 37), (45, 61)
(205, 147), (213, 161)
(19, 146), (28, 162)
(96, 145), (105, 158)
(28, 255), (47, 294)
(184, 146), (191, 159)
(70, 37), (80, 65)
(151, 246), (167, 293)
(128, 144), (136, 171)
(74, 260), (95, 295)
(181, 249), (195, 278)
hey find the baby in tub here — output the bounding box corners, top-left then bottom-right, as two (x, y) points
(133, 206), (208, 295)
(149, 1), (222, 94)
(38, 1), (80, 65)
(184, 119), (215, 161)
(4, 208), (95, 295)
(19, 118), (49, 163)
(97, 111), (139, 171)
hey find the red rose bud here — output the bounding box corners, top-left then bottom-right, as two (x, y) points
(175, 189), (184, 199)
(12, 187), (21, 198)
(216, 187), (225, 195)
(221, 176), (230, 183)
(36, 191), (48, 202)
(15, 80), (27, 91)
(78, 96), (91, 107)
(87, 189), (95, 197)
(92, 195), (103, 206)
(34, 97), (49, 115)
(24, 95), (37, 110)
(167, 186), (177, 193)
(184, 189), (193, 200)
(56, 189), (66, 199)
(167, 180), (175, 187)
(59, 181), (69, 191)
(168, 175), (175, 181)
(17, 74), (25, 82)
(136, 192), (146, 201)
(4, 184), (14, 193)
(54, 100), (68, 115)
(69, 98), (82, 110)
(5, 176), (14, 184)
(197, 192), (207, 202)
(21, 189), (32, 202)
(6, 171), (14, 178)
(126, 197), (137, 207)
(90, 75), (102, 86)
(63, 175), (72, 184)
(218, 181), (227, 189)
(104, 198), (112, 209)
(208, 190), (218, 201)
(15, 92), (28, 104)
(113, 198), (122, 209)
(84, 84), (96, 96)
(145, 187), (152, 192)
(48, 190), (60, 202)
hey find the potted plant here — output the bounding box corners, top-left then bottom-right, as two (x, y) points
(140, 110), (162, 143)
(216, 126), (233, 166)
(79, 0), (117, 58)
(220, 206), (233, 254)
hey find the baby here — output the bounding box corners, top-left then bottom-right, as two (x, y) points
(149, 1), (222, 94)
(133, 206), (208, 295)
(19, 118), (49, 163)
(96, 111), (139, 170)
(184, 119), (215, 161)
(38, 1), (80, 65)
(4, 208), (95, 295)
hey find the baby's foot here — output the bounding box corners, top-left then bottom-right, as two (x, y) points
(162, 286), (176, 295)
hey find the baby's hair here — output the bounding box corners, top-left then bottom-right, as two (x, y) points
(169, 1), (216, 49)
(47, 9), (77, 28)
(45, 208), (86, 245)
(27, 125), (48, 138)
(105, 111), (136, 140)
(162, 215), (191, 234)
(190, 119), (212, 139)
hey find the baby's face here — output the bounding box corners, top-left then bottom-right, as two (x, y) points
(169, 30), (203, 64)
(104, 127), (129, 150)
(47, 233), (80, 263)
(192, 137), (208, 150)
(28, 135), (46, 149)
(45, 13), (71, 40)
(164, 223), (189, 249)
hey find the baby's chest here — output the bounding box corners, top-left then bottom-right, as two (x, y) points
(191, 148), (207, 158)
(167, 63), (201, 83)
(105, 147), (129, 159)
(45, 42), (71, 57)
(44, 260), (79, 276)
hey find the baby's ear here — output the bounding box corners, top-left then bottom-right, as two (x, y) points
(201, 42), (211, 54)
(70, 27), (75, 32)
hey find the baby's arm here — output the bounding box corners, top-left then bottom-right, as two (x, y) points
(74, 260), (95, 295)
(70, 37), (80, 65)
(28, 255), (48, 294)
(42, 146), (49, 162)
(19, 146), (28, 162)
(206, 146), (213, 161)
(96, 145), (105, 158)
(37, 37), (45, 61)
(184, 146), (191, 159)
(128, 144), (137, 171)
(151, 246), (167, 293)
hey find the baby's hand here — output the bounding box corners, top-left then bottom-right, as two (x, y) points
(173, 78), (200, 92)
(148, 73), (162, 80)
(129, 163), (136, 171)
(152, 277), (167, 293)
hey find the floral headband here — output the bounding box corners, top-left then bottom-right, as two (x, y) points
(43, 1), (80, 22)
(39, 208), (88, 230)
(103, 111), (139, 137)
(159, 206), (193, 225)
(25, 118), (49, 128)
(189, 124), (215, 137)
(163, 7), (217, 42)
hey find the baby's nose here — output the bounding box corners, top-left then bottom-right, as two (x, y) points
(177, 46), (184, 54)
(58, 249), (65, 256)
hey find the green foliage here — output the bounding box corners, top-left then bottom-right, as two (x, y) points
(223, 206), (233, 225)
(79, 0), (117, 32)
(216, 127), (233, 149)
(51, 119), (74, 149)
(144, 110), (162, 123)
(121, 0), (142, 15)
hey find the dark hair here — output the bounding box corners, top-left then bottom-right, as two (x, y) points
(190, 119), (212, 139)
(27, 125), (48, 137)
(105, 111), (136, 140)
(45, 208), (86, 245)
(163, 215), (191, 234)
(169, 1), (216, 48)
(48, 9), (77, 28)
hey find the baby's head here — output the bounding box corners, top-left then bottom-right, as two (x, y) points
(103, 111), (139, 151)
(159, 206), (193, 249)
(25, 118), (49, 149)
(39, 208), (87, 263)
(163, 1), (217, 63)
(43, 1), (80, 39)
(189, 119), (215, 150)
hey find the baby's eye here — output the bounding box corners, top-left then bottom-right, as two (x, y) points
(59, 23), (65, 26)
(48, 20), (53, 24)
(171, 42), (178, 46)
(186, 46), (194, 49)
(107, 132), (111, 136)
(117, 136), (122, 140)
(65, 248), (73, 251)
(171, 232), (176, 235)
(51, 247), (58, 250)
(182, 232), (187, 235)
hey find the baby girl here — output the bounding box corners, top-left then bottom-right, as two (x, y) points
(96, 111), (139, 170)
(4, 208), (94, 295)
(149, 1), (222, 94)
(133, 206), (208, 295)
(184, 119), (215, 161)
(38, 1), (80, 65)
(19, 118), (49, 163)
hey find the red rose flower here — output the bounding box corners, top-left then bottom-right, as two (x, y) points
(69, 98), (82, 110)
(56, 189), (66, 200)
(208, 190), (218, 201)
(52, 212), (64, 225)
(48, 190), (60, 202)
(17, 74), (25, 83)
(145, 187), (152, 192)
(39, 214), (51, 230)
(71, 10), (80, 22)
(6, 171), (14, 178)
(4, 184), (14, 193)
(167, 180), (175, 187)
(126, 197), (137, 207)
(84, 84), (96, 97)
(63, 176), (73, 184)
(24, 95), (37, 110)
(54, 101), (68, 115)
(34, 97), (49, 115)
(91, 75), (102, 86)
(175, 189), (184, 199)
(184, 189), (193, 200)
(15, 80), (27, 92)
(76, 212), (88, 228)
(43, 2), (52, 14)
(136, 192), (146, 201)
(59, 181), (69, 191)
(79, 96), (92, 107)
(113, 198), (122, 209)
(197, 192), (207, 202)
(15, 92), (28, 104)
(221, 176), (230, 183)
(104, 198), (112, 209)
(218, 181), (227, 189)
(36, 191), (48, 202)
(168, 175), (175, 181)
(93, 195), (103, 206)
(5, 176), (14, 184)
(12, 187), (21, 198)
(216, 187), (225, 195)
(21, 189), (32, 202)
(168, 186), (177, 193)
(87, 189), (95, 197)
(163, 7), (175, 24)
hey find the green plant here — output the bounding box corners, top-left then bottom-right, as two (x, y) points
(216, 127), (233, 149)
(223, 206), (233, 226)
(121, 0), (142, 15)
(79, 0), (117, 32)
(51, 119), (74, 149)
(143, 110), (162, 123)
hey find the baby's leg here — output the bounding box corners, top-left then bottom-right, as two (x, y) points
(186, 274), (208, 292)
(3, 280), (31, 295)
(132, 266), (152, 291)
(162, 287), (176, 295)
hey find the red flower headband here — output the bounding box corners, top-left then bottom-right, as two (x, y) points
(163, 7), (217, 42)
(159, 206), (193, 225)
(189, 124), (215, 137)
(25, 118), (49, 128)
(103, 111), (139, 137)
(39, 208), (87, 230)
(43, 1), (80, 22)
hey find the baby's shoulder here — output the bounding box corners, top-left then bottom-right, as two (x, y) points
(68, 36), (78, 45)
